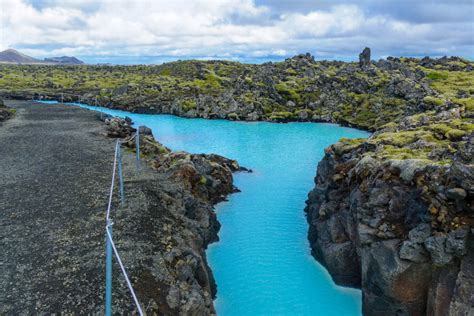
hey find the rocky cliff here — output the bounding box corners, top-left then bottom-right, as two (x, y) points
(305, 99), (473, 314)
(103, 117), (245, 314)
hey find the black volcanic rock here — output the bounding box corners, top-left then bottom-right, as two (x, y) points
(44, 56), (84, 65)
(359, 47), (371, 68)
(305, 133), (474, 314)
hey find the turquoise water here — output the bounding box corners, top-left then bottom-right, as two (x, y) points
(42, 101), (369, 315)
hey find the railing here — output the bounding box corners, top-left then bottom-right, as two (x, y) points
(104, 130), (143, 315)
(33, 96), (145, 314)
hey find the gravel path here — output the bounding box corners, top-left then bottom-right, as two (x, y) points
(0, 101), (121, 313)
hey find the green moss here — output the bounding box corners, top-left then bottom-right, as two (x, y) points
(453, 97), (474, 112)
(449, 118), (474, 131)
(242, 92), (256, 105)
(193, 72), (223, 94)
(333, 138), (365, 155)
(199, 175), (208, 185)
(159, 68), (171, 76)
(380, 122), (398, 129)
(429, 123), (457, 137)
(269, 111), (294, 120)
(379, 145), (432, 160)
(426, 71), (449, 80)
(181, 99), (197, 111)
(339, 138), (365, 146)
(423, 96), (444, 106)
(423, 68), (474, 98)
(275, 82), (301, 103)
(227, 113), (239, 120)
(372, 130), (440, 146)
(445, 129), (467, 141)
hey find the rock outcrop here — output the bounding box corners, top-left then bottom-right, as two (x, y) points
(305, 122), (473, 314)
(3, 50), (472, 132)
(103, 117), (245, 314)
(359, 47), (371, 68)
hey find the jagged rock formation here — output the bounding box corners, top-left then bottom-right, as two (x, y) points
(359, 47), (371, 68)
(300, 51), (473, 315)
(305, 114), (473, 314)
(103, 117), (245, 314)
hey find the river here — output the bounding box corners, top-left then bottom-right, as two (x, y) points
(42, 101), (369, 315)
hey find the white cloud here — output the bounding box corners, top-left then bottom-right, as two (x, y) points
(0, 0), (472, 62)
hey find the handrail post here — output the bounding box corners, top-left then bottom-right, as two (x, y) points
(117, 145), (125, 205)
(135, 127), (140, 170)
(105, 224), (113, 316)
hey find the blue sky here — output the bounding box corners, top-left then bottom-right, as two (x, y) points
(1, 0), (473, 64)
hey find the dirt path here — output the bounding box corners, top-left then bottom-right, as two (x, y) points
(0, 100), (121, 313)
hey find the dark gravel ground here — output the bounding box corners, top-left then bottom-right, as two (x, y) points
(0, 101), (126, 313)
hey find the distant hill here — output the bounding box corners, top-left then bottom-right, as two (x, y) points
(0, 49), (84, 65)
(44, 56), (84, 65)
(0, 49), (41, 64)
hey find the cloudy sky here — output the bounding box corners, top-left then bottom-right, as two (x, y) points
(0, 0), (473, 64)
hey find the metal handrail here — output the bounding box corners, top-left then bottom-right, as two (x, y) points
(34, 98), (143, 314)
(104, 133), (143, 316)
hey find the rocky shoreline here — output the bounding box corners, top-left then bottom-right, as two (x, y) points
(304, 113), (473, 314)
(305, 137), (473, 315)
(1, 49), (472, 131)
(102, 116), (247, 314)
(301, 53), (473, 315)
(0, 100), (244, 314)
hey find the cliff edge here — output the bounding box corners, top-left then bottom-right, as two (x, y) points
(305, 54), (473, 314)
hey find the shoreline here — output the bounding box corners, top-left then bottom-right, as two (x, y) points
(0, 100), (243, 314)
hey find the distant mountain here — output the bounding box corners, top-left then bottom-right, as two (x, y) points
(0, 49), (84, 65)
(0, 49), (41, 64)
(44, 56), (84, 65)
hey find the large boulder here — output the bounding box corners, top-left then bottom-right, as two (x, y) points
(359, 47), (371, 68)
